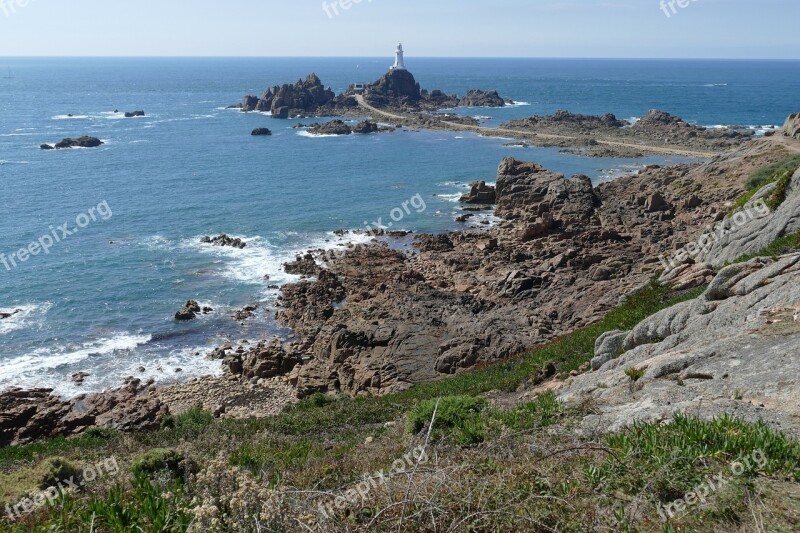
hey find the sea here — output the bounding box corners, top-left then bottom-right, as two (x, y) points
(1, 57), (798, 396)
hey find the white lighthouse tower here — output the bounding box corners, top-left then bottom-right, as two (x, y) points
(391, 43), (406, 71)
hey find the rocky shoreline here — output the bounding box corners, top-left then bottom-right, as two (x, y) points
(4, 88), (799, 446)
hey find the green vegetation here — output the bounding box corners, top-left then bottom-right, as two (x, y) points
(624, 366), (647, 382)
(745, 153), (800, 191)
(131, 448), (184, 478)
(2, 253), (799, 530)
(730, 229), (800, 265)
(732, 153), (800, 210)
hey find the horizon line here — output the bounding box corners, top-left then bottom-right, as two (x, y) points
(1, 55), (799, 61)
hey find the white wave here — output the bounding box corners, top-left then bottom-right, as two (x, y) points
(455, 136), (465, 139)
(0, 303), (52, 335)
(749, 124), (780, 136)
(51, 114), (90, 120)
(0, 333), (152, 380)
(296, 130), (345, 138)
(435, 193), (464, 203)
(702, 83), (728, 87)
(438, 181), (470, 188)
(99, 112), (128, 120)
(0, 160), (29, 165)
(0, 132), (37, 137)
(120, 346), (224, 385)
(506, 101), (531, 107)
(187, 235), (300, 286)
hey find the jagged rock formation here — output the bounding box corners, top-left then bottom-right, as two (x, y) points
(264, 148), (760, 397)
(201, 234), (247, 249)
(242, 73), (336, 118)
(308, 120), (352, 136)
(458, 89), (506, 108)
(41, 136), (104, 150)
(0, 378), (168, 446)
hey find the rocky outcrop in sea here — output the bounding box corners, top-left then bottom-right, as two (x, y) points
(40, 136), (104, 150)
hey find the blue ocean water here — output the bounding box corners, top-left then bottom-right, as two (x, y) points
(1, 57), (798, 395)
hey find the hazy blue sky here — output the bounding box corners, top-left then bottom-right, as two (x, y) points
(0, 0), (797, 58)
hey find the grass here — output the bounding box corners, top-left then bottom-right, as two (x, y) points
(729, 229), (800, 265)
(624, 366), (647, 382)
(3, 232), (800, 530)
(732, 153), (800, 210)
(745, 153), (800, 191)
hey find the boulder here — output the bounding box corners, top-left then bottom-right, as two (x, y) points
(251, 128), (272, 136)
(644, 192), (671, 213)
(124, 110), (145, 118)
(175, 300), (202, 321)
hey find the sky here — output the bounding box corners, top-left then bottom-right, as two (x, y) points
(0, 0), (798, 59)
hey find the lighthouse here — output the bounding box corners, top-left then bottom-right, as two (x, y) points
(391, 43), (406, 71)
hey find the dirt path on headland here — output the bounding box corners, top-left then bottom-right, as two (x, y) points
(356, 95), (716, 158)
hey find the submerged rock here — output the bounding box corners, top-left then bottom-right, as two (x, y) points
(124, 110), (145, 118)
(251, 128), (272, 136)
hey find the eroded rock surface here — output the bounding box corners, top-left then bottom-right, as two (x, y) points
(562, 255), (800, 437)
